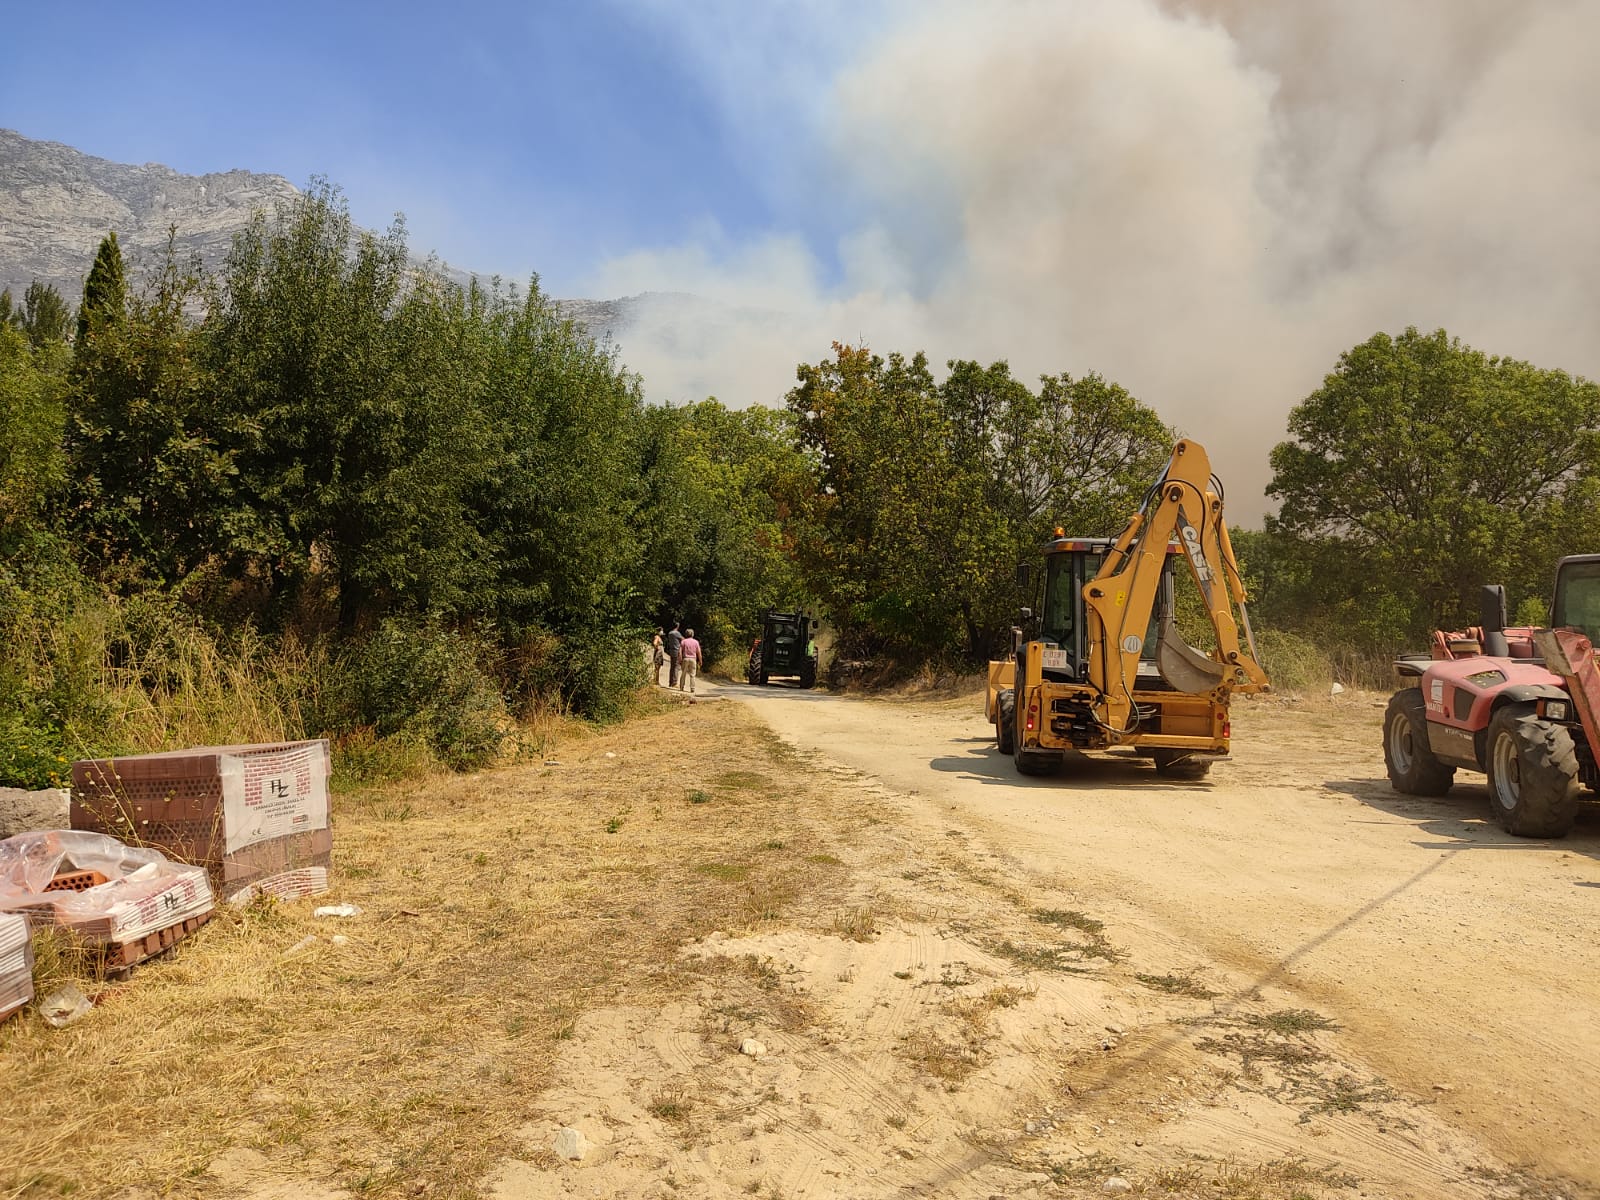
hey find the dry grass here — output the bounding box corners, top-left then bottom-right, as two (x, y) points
(831, 905), (878, 942)
(897, 1025), (988, 1084)
(1135, 970), (1221, 1000)
(980, 908), (1123, 970)
(0, 702), (862, 1199)
(896, 974), (1036, 1087)
(1146, 1156), (1360, 1197)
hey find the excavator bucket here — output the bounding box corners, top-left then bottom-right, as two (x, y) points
(1154, 611), (1227, 694)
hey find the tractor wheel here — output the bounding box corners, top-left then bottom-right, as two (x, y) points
(1153, 749), (1212, 779)
(995, 690), (1015, 755)
(1383, 688), (1455, 796)
(1485, 706), (1580, 838)
(799, 658), (818, 689)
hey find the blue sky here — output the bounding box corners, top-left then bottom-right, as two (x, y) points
(0, 0), (867, 294)
(4, 0), (1596, 519)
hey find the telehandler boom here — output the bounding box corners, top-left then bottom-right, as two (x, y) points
(985, 439), (1269, 778)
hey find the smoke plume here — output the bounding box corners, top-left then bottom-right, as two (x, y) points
(586, 0), (1600, 522)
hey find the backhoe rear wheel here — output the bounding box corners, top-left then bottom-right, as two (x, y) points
(1013, 739), (1058, 776)
(1485, 705), (1580, 838)
(1153, 749), (1212, 779)
(995, 690), (1015, 755)
(1383, 688), (1455, 796)
(1001, 689), (1058, 775)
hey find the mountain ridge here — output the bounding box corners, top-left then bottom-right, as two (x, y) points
(0, 128), (643, 339)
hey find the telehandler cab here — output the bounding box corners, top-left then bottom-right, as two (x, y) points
(1384, 556), (1600, 838)
(986, 439), (1269, 779)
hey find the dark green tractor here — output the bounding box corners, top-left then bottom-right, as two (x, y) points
(747, 611), (819, 688)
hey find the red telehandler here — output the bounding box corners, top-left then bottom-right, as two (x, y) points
(1385, 557), (1600, 837)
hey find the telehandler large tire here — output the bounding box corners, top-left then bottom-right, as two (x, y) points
(1485, 705), (1580, 838)
(1383, 688), (1455, 796)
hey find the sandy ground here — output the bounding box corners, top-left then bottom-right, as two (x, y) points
(489, 676), (1599, 1200)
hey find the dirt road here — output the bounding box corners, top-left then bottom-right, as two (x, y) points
(719, 678), (1600, 1194)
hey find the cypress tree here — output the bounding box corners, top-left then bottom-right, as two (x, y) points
(76, 231), (127, 347)
(19, 281), (71, 348)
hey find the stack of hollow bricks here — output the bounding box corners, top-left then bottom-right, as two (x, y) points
(0, 912), (31, 1021)
(70, 740), (332, 902)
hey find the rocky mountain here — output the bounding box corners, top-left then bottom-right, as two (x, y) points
(0, 128), (647, 339)
(0, 129), (302, 304)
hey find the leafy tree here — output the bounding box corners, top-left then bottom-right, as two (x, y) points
(18, 281), (70, 349)
(65, 240), (241, 589)
(0, 322), (68, 550)
(474, 282), (645, 625)
(205, 182), (492, 629)
(786, 343), (917, 655)
(636, 399), (811, 665)
(786, 345), (1172, 663)
(76, 231), (127, 347)
(1266, 327), (1600, 641)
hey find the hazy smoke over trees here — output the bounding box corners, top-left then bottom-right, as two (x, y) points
(591, 0), (1600, 521)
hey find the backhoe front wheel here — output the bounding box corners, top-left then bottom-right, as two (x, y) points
(995, 690), (1015, 755)
(1485, 706), (1580, 838)
(1383, 688), (1455, 796)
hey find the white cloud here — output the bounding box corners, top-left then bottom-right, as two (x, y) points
(585, 0), (1600, 522)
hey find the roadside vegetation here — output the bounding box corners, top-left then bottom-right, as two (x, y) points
(4, 180), (1599, 786)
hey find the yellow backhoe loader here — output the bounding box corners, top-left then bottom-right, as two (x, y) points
(985, 439), (1268, 778)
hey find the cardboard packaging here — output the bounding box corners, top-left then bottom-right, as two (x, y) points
(71, 740), (332, 901)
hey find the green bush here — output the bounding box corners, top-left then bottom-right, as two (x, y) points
(328, 727), (437, 792)
(0, 705), (70, 789)
(1514, 596), (1549, 628)
(341, 619), (508, 771)
(0, 562), (121, 785)
(561, 627), (647, 725)
(1252, 628), (1333, 695)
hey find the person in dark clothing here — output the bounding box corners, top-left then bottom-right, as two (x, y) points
(664, 622), (684, 688)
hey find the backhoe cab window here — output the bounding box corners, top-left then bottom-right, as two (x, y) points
(1554, 560), (1600, 643)
(1039, 551), (1103, 648)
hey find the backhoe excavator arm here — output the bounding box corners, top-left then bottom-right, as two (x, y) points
(1081, 440), (1268, 734)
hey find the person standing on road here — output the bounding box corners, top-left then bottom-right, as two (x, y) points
(651, 629), (666, 686)
(665, 622), (684, 688)
(679, 628), (702, 694)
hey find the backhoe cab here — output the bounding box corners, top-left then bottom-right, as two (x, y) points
(985, 439), (1269, 778)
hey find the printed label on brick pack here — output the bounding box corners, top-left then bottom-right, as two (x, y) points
(219, 745), (330, 854)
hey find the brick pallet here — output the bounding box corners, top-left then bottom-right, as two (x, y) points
(71, 740), (332, 901)
(98, 911), (211, 981)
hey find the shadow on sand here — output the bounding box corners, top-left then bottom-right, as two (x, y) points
(928, 740), (1214, 793)
(1325, 774), (1600, 864)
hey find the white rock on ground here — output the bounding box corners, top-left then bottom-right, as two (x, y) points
(552, 1128), (589, 1161)
(739, 1038), (767, 1057)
